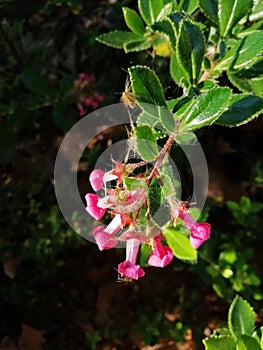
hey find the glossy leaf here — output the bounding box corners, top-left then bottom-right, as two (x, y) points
(215, 32), (263, 71)
(218, 0), (253, 38)
(249, 0), (263, 21)
(177, 19), (205, 85)
(228, 295), (255, 340)
(129, 66), (166, 106)
(164, 227), (197, 263)
(138, 0), (165, 25)
(177, 0), (198, 14)
(170, 52), (190, 88)
(179, 88), (231, 132)
(227, 70), (263, 97)
(96, 31), (143, 49)
(237, 335), (261, 350)
(199, 0), (218, 23)
(148, 177), (162, 217)
(151, 20), (176, 50)
(134, 125), (159, 161)
(122, 7), (145, 35)
(124, 39), (151, 53)
(203, 335), (236, 350)
(216, 94), (263, 127)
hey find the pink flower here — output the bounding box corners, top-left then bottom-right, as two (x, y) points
(118, 238), (145, 280)
(93, 214), (122, 250)
(148, 237), (174, 267)
(179, 211), (211, 249)
(89, 169), (118, 192)
(85, 193), (107, 220)
(89, 169), (105, 191)
(93, 226), (118, 250)
(79, 73), (95, 82)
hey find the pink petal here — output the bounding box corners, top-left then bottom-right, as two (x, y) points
(104, 214), (122, 234)
(190, 222), (211, 249)
(118, 260), (145, 280)
(125, 238), (141, 265)
(148, 245), (173, 268)
(85, 193), (107, 220)
(86, 205), (107, 220)
(89, 169), (105, 191)
(93, 226), (118, 250)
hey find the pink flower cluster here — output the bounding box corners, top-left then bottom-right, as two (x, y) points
(72, 73), (104, 116)
(85, 166), (211, 281)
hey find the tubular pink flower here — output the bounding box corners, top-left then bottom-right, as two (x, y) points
(118, 239), (145, 280)
(179, 211), (211, 248)
(89, 169), (105, 191)
(93, 214), (122, 251)
(85, 193), (107, 220)
(93, 226), (118, 250)
(148, 237), (174, 267)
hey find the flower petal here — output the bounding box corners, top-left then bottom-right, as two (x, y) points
(118, 260), (145, 280)
(89, 169), (105, 191)
(93, 226), (118, 250)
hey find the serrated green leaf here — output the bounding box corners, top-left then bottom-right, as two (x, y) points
(249, 0), (263, 21)
(218, 0), (253, 38)
(170, 52), (190, 88)
(123, 177), (147, 191)
(134, 125), (159, 161)
(212, 275), (227, 298)
(237, 335), (261, 350)
(124, 38), (151, 53)
(215, 32), (263, 71)
(122, 7), (145, 35)
(228, 295), (255, 340)
(216, 94), (263, 127)
(151, 20), (176, 49)
(159, 106), (175, 133)
(227, 71), (263, 97)
(177, 0), (198, 14)
(138, 0), (164, 25)
(164, 227), (197, 263)
(177, 19), (205, 85)
(179, 88), (231, 132)
(148, 176), (162, 217)
(203, 335), (236, 350)
(199, 0), (218, 24)
(129, 66), (166, 106)
(96, 30), (143, 49)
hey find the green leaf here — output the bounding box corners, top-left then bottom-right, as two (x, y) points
(177, 19), (205, 85)
(203, 335), (236, 350)
(140, 243), (152, 267)
(151, 20), (176, 50)
(123, 177), (147, 191)
(138, 0), (173, 25)
(177, 0), (198, 14)
(138, 0), (163, 24)
(227, 70), (263, 97)
(124, 38), (151, 53)
(249, 0), (263, 21)
(129, 66), (166, 106)
(148, 176), (162, 217)
(216, 94), (263, 127)
(122, 7), (145, 35)
(237, 335), (261, 350)
(199, 0), (218, 24)
(179, 87), (231, 132)
(218, 0), (253, 38)
(96, 30), (143, 49)
(164, 227), (197, 263)
(228, 295), (255, 340)
(159, 106), (175, 133)
(134, 125), (159, 161)
(215, 32), (263, 71)
(170, 52), (190, 88)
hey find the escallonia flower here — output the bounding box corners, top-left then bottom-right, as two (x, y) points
(148, 237), (174, 268)
(118, 238), (145, 280)
(179, 210), (211, 249)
